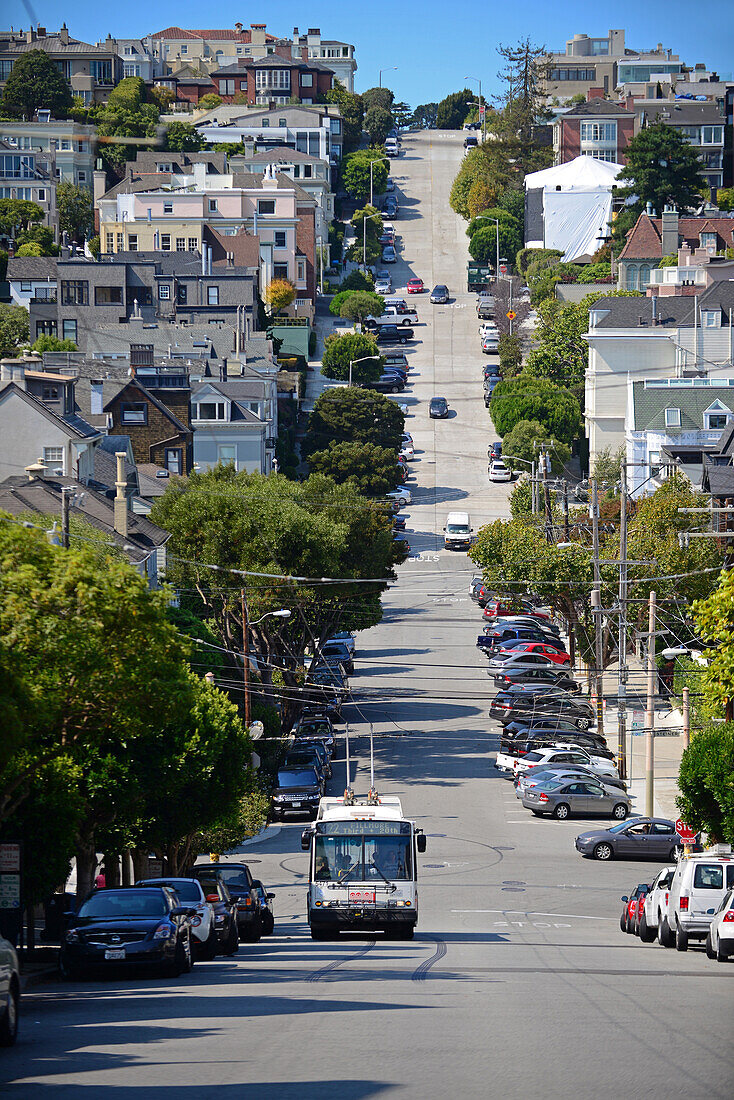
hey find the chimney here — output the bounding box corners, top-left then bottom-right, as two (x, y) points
(93, 168), (107, 209)
(661, 205), (679, 258)
(0, 359), (26, 386)
(114, 452), (128, 539)
(59, 23), (69, 46)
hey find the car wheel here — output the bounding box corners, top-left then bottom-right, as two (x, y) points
(593, 842), (613, 861)
(675, 923), (689, 952)
(530, 809), (543, 817)
(659, 917), (675, 948)
(705, 931), (716, 960)
(639, 913), (656, 943)
(59, 954), (82, 982)
(576, 717), (591, 730)
(612, 803), (628, 821)
(670, 846), (683, 863)
(716, 939), (728, 962)
(0, 980), (19, 1046)
(620, 913), (628, 934)
(201, 922), (219, 960)
(224, 919), (240, 956)
(240, 924), (261, 944)
(391, 385), (400, 393)
(261, 913), (275, 936)
(552, 802), (570, 820)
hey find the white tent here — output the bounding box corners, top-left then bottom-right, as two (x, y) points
(524, 155), (624, 262)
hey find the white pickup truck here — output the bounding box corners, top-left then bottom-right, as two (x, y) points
(364, 306), (419, 329)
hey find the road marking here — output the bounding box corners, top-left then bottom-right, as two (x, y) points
(451, 909), (614, 921)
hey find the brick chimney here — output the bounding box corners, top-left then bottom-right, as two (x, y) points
(113, 452), (128, 539)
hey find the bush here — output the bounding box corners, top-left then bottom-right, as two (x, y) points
(503, 419), (571, 475)
(516, 248), (563, 276)
(677, 725), (734, 845)
(498, 334), (523, 377)
(490, 376), (581, 444)
(308, 330), (317, 357)
(340, 270), (374, 292)
(329, 290), (353, 316)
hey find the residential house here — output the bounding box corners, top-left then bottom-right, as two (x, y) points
(152, 65), (216, 106)
(0, 113), (95, 191)
(626, 377), (734, 494)
(584, 282), (734, 466)
(0, 25), (120, 106)
(0, 139), (57, 235)
(0, 358), (100, 481)
(540, 29), (682, 101)
(195, 104), (344, 167)
(0, 472), (169, 587)
(190, 378), (269, 472)
(230, 146), (334, 247)
(210, 53), (334, 107)
(552, 98), (635, 165)
(104, 365), (193, 477)
(626, 99), (726, 192)
(617, 208), (734, 291)
(6, 257), (58, 313)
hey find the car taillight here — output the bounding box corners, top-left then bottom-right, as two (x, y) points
(665, 892), (669, 904)
(539, 793), (548, 802)
(680, 896), (689, 911)
(723, 911), (734, 923)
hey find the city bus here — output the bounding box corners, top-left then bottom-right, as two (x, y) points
(302, 795), (426, 940)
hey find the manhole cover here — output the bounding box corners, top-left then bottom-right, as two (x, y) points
(501, 887), (525, 892)
(424, 863), (447, 868)
(502, 880), (526, 886)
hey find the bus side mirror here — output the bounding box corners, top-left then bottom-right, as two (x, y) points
(416, 834), (426, 853)
(301, 831), (310, 851)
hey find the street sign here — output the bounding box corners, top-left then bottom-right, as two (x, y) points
(0, 844), (20, 873)
(675, 819), (698, 842)
(506, 310), (516, 320)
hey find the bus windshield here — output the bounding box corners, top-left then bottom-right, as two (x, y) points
(314, 834), (412, 882)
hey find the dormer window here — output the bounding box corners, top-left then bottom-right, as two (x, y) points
(701, 232), (717, 250)
(665, 408), (681, 428)
(705, 401), (731, 430)
(193, 401), (227, 420)
(702, 310), (720, 328)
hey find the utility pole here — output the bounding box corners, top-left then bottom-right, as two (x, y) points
(562, 480), (570, 541)
(645, 590), (657, 817)
(617, 467), (628, 780)
(531, 459), (537, 513)
(590, 478), (604, 736)
(541, 451), (553, 541)
(682, 686), (690, 750)
(60, 486), (72, 550)
(241, 589), (251, 728)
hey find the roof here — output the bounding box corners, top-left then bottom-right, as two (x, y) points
(191, 379), (266, 423)
(619, 212), (734, 261)
(234, 148), (323, 166)
(7, 36), (112, 57)
(0, 379), (100, 440)
(203, 225), (260, 269)
(212, 56), (334, 76)
(316, 795), (405, 823)
(562, 100), (634, 118)
(104, 378), (190, 434)
(0, 475), (169, 561)
(136, 463), (175, 497)
(632, 380), (734, 433)
(589, 296), (691, 330)
(639, 101), (726, 125)
(524, 154), (624, 191)
(6, 256), (58, 281)
(195, 104), (333, 128)
(82, 319), (235, 360)
(702, 464), (734, 497)
(149, 26), (277, 43)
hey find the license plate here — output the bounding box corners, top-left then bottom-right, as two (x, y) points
(104, 948), (125, 960)
(292, 801), (301, 808)
(349, 890), (375, 903)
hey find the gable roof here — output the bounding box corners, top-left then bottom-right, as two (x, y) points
(619, 212), (734, 261)
(0, 380), (100, 440)
(149, 26), (277, 43)
(104, 378), (190, 434)
(632, 380), (734, 433)
(563, 100), (634, 118)
(7, 256), (58, 281)
(589, 295), (690, 329)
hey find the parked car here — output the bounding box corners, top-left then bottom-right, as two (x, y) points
(481, 336), (500, 355)
(375, 276), (392, 295)
(407, 277), (424, 293)
(382, 245), (397, 263)
(370, 376), (406, 393)
(60, 886), (196, 980)
(496, 730), (610, 774)
(375, 324), (413, 345)
(400, 441), (415, 461)
(664, 851), (734, 951)
(484, 362), (501, 378)
(430, 285), (449, 303)
(639, 866), (676, 942)
(493, 667), (580, 693)
(620, 883), (650, 934)
(513, 745), (619, 780)
(515, 766), (627, 800)
(480, 626), (560, 652)
(186, 871), (240, 952)
(486, 651), (558, 676)
(297, 739), (332, 780)
(574, 817), (684, 862)
(190, 863), (258, 943)
(488, 459), (512, 482)
(285, 746), (329, 784)
(0, 933), (19, 1045)
(481, 615), (561, 637)
(137, 877), (218, 960)
(271, 766), (323, 819)
(386, 176), (395, 191)
(294, 717), (335, 755)
(385, 351), (409, 370)
(429, 396), (449, 418)
(706, 886), (734, 961)
(496, 641), (571, 667)
(320, 640), (354, 675)
(387, 487), (411, 507)
(328, 631), (355, 656)
(251, 880), (275, 936)
(522, 778), (630, 820)
(490, 688), (595, 729)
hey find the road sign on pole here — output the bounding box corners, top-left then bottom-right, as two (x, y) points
(675, 819), (698, 842)
(506, 310), (516, 320)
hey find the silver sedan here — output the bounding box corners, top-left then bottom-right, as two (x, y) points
(521, 779), (631, 821)
(515, 767), (628, 800)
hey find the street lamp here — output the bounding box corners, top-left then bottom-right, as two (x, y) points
(379, 66), (397, 88)
(502, 454), (538, 512)
(348, 354), (380, 387)
(241, 604), (291, 726)
(465, 75), (485, 142)
(370, 156), (391, 207)
(362, 210), (382, 269)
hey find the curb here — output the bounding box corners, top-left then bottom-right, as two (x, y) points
(21, 966), (58, 991)
(239, 824), (282, 848)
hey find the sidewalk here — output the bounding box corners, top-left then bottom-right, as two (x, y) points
(301, 297), (348, 414)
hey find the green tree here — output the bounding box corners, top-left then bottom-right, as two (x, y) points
(304, 387), (404, 456)
(467, 179), (497, 220)
(32, 334), (77, 353)
(88, 91), (160, 172)
(351, 204), (383, 237)
(308, 440), (400, 496)
(57, 180), (94, 242)
(716, 187), (734, 212)
(677, 726), (734, 844)
(658, 253), (678, 268)
(498, 333), (523, 377)
(164, 121), (205, 152)
(496, 37), (550, 147)
(339, 270), (375, 292)
(321, 332), (383, 383)
(1, 49), (73, 119)
(361, 87), (394, 114)
(339, 290), (385, 324)
(15, 242), (43, 257)
(516, 247), (563, 276)
(15, 225), (58, 255)
(618, 122), (706, 216)
(593, 446), (625, 485)
(0, 304), (29, 356)
(449, 143), (515, 219)
(691, 568), (734, 716)
(502, 419), (570, 474)
(468, 218), (522, 268)
(107, 76), (148, 110)
(412, 103), (438, 129)
(198, 92), (223, 110)
(327, 80), (364, 152)
(436, 88), (475, 129)
(364, 106), (394, 146)
(0, 199), (44, 236)
(342, 152), (389, 202)
(490, 376), (581, 443)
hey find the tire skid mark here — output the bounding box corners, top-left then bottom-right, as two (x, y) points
(306, 937), (376, 983)
(412, 934), (447, 981)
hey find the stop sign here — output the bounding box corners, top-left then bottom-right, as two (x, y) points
(676, 819), (698, 842)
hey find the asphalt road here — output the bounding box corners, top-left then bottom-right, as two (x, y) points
(3, 131), (732, 1100)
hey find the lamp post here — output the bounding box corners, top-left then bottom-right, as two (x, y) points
(348, 354), (379, 387)
(369, 156), (391, 208)
(465, 75), (485, 142)
(363, 210), (381, 270)
(502, 455), (536, 512)
(241, 602), (291, 727)
(379, 66), (397, 88)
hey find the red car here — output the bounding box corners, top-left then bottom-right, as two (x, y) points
(620, 883), (650, 935)
(407, 278), (424, 294)
(497, 641), (571, 666)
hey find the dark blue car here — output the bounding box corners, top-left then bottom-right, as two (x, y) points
(60, 887), (195, 980)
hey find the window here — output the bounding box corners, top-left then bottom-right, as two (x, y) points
(177, 285), (187, 304)
(274, 230), (287, 248)
(639, 264), (651, 287)
(701, 233), (717, 250)
(308, 133), (320, 156)
(208, 198), (218, 212)
(261, 118), (270, 128)
(95, 286), (123, 305)
(42, 385), (59, 401)
(279, 117), (287, 127)
(217, 445), (236, 465)
(90, 60), (113, 85)
(258, 200), (275, 215)
(273, 263), (289, 281)
(701, 126), (724, 145)
(708, 413), (728, 430)
(303, 164), (312, 178)
(156, 163), (172, 173)
(176, 237), (186, 251)
(188, 238), (198, 252)
(60, 280), (89, 306)
(194, 401), (226, 420)
(43, 447), (64, 471)
(121, 402), (148, 425)
(297, 258), (306, 286)
(128, 234), (138, 251)
(207, 285), (219, 305)
(625, 264), (638, 291)
(0, 61), (14, 80)
(180, 45), (188, 55)
(301, 73), (313, 88)
(105, 232), (114, 252)
(116, 232), (124, 251)
(220, 79), (236, 96)
(37, 188), (46, 201)
(161, 234), (171, 251)
(159, 284), (171, 299)
(649, 450), (661, 474)
(665, 408), (681, 428)
(255, 68), (290, 90)
(163, 201), (173, 214)
(20, 281), (32, 293)
(123, 63), (140, 78)
(164, 448), (182, 474)
(240, 81), (247, 91)
(580, 121), (616, 143)
(60, 139), (71, 151)
(35, 320), (57, 338)
(702, 310), (720, 327)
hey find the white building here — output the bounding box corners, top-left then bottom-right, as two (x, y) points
(0, 112), (96, 190)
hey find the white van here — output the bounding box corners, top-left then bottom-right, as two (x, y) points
(443, 512), (473, 551)
(385, 140), (400, 157)
(662, 849), (734, 951)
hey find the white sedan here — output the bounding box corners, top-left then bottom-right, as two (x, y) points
(640, 866), (676, 942)
(706, 886), (734, 961)
(137, 877), (218, 959)
(488, 460), (512, 482)
(513, 745), (619, 780)
(400, 442), (415, 461)
(387, 487), (411, 507)
(478, 322), (498, 339)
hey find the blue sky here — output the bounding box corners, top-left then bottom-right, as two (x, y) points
(7, 0), (733, 106)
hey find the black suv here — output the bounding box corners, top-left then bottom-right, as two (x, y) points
(284, 746), (329, 783)
(490, 688), (595, 729)
(320, 640), (354, 675)
(272, 766), (323, 819)
(190, 862), (262, 943)
(375, 324), (414, 345)
(186, 871), (240, 953)
(369, 376), (406, 393)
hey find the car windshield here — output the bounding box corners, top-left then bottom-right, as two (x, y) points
(278, 769), (317, 787)
(299, 722), (330, 736)
(78, 890), (167, 919)
(314, 835), (412, 882)
(286, 753), (318, 768)
(446, 523), (469, 534)
(213, 867), (251, 889)
(524, 752), (544, 762)
(142, 880), (201, 904)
